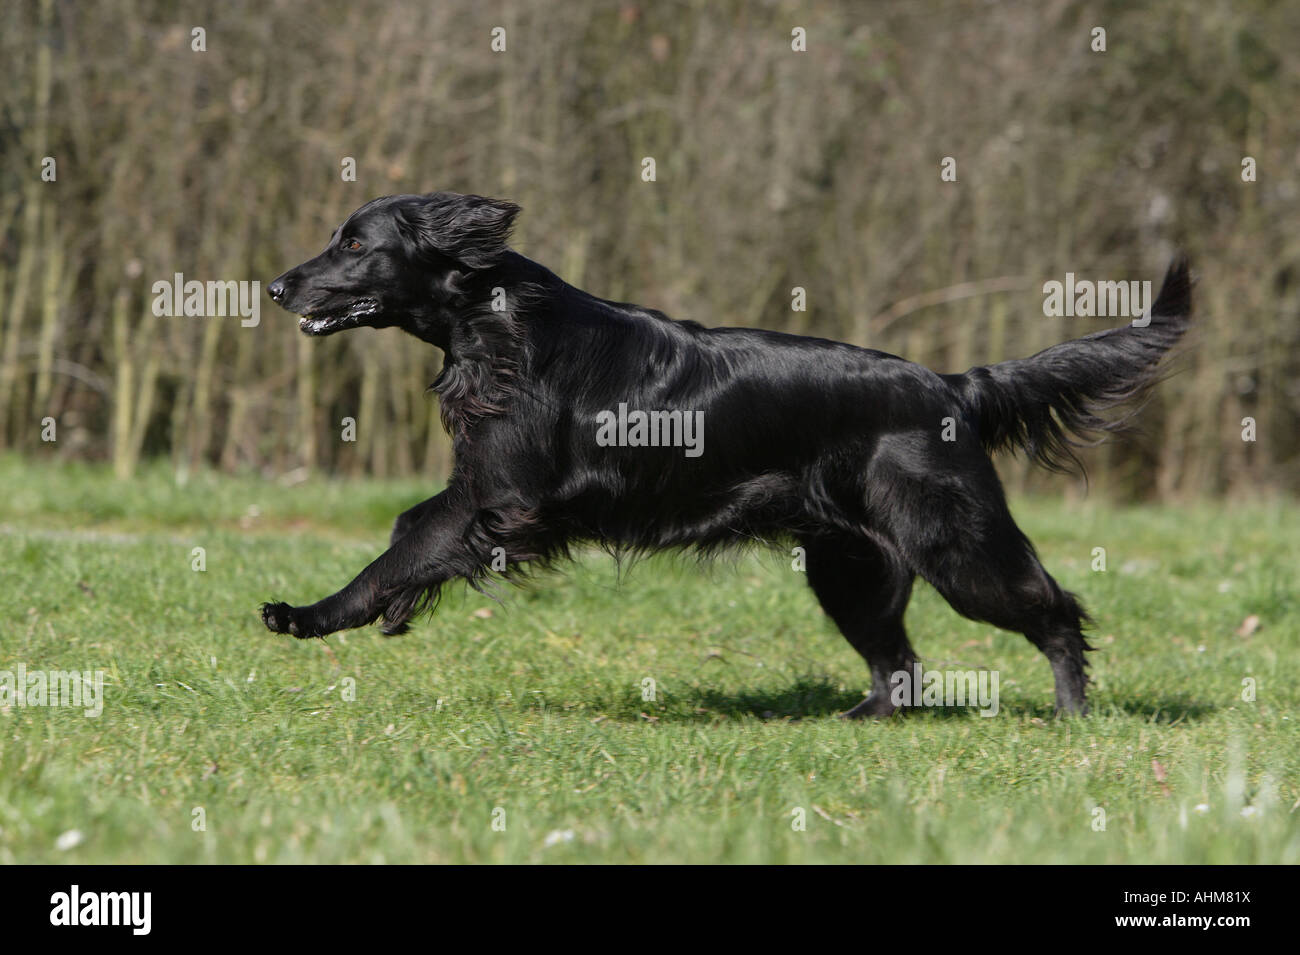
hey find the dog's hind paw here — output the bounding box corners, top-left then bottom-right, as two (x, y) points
(840, 694), (903, 720)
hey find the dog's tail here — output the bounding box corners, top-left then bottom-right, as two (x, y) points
(951, 258), (1192, 472)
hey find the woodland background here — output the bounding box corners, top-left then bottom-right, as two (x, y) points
(1, 0), (1296, 498)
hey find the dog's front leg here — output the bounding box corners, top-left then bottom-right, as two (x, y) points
(389, 493), (443, 546)
(261, 488), (481, 638)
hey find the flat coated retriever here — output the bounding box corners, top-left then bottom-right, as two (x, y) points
(264, 192), (1192, 717)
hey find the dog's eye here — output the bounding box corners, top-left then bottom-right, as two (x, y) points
(343, 239), (363, 252)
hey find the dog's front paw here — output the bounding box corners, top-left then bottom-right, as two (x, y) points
(261, 601), (315, 638)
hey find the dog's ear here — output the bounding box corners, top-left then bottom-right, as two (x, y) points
(398, 192), (521, 269)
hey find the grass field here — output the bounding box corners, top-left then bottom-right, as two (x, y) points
(1, 455), (1297, 864)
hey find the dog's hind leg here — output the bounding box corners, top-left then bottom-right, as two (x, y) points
(803, 534), (916, 719)
(904, 498), (1092, 716)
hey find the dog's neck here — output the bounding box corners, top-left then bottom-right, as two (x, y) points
(405, 312), (454, 351)
(403, 251), (554, 355)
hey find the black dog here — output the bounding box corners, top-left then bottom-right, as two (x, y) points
(263, 192), (1191, 717)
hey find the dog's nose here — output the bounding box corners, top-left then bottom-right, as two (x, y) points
(268, 280), (287, 303)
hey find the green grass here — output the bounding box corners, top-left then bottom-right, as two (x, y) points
(1, 454), (1298, 863)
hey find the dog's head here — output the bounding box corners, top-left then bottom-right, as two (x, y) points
(268, 192), (520, 336)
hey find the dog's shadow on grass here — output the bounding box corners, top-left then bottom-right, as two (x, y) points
(1089, 697), (1218, 723)
(1006, 696), (1217, 724)
(678, 677), (1009, 722)
(686, 678), (865, 721)
(659, 679), (1216, 724)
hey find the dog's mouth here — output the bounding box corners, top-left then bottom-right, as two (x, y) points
(295, 299), (380, 336)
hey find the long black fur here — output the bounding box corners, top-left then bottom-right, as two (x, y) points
(263, 192), (1193, 718)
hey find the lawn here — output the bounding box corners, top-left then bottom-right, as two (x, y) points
(1, 455), (1297, 863)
